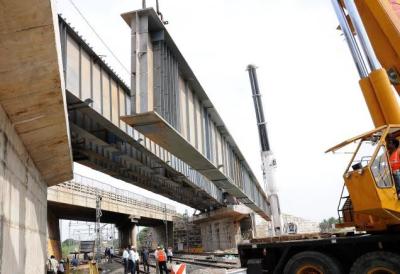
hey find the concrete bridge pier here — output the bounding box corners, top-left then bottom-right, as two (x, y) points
(192, 205), (255, 252)
(118, 222), (173, 250)
(0, 0), (73, 272)
(118, 222), (138, 249)
(130, 224), (138, 247)
(149, 224), (173, 249)
(47, 210), (62, 260)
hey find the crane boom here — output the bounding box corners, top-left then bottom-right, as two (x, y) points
(247, 65), (282, 236)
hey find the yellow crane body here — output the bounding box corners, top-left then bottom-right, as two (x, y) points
(332, 0), (400, 232)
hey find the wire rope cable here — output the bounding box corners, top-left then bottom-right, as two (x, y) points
(67, 0), (131, 77)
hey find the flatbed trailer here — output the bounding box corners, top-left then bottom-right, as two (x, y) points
(238, 233), (400, 273)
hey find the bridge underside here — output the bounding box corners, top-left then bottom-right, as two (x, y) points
(67, 93), (222, 211)
(48, 201), (167, 227)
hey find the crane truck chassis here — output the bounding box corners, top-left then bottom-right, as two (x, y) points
(239, 0), (400, 273)
(239, 232), (400, 273)
(239, 126), (400, 273)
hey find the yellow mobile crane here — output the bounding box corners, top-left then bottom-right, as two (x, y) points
(327, 0), (400, 233)
(239, 1), (400, 273)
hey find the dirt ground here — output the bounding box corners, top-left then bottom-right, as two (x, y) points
(67, 259), (222, 273)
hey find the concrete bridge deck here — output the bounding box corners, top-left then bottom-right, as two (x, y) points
(48, 173), (177, 224)
(47, 174), (177, 259)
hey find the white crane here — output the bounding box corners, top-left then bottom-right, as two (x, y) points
(247, 65), (282, 236)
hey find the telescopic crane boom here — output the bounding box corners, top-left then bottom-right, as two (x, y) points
(247, 65), (282, 236)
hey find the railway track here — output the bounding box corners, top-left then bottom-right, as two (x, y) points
(112, 254), (241, 271)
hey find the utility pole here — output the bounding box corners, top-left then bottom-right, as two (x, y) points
(164, 203), (168, 248)
(185, 210), (189, 253)
(95, 194), (102, 262)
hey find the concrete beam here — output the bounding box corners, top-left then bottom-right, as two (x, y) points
(192, 205), (252, 224)
(0, 0), (72, 185)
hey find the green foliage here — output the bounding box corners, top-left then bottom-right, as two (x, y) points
(62, 238), (77, 246)
(61, 238), (79, 258)
(319, 217), (338, 233)
(137, 227), (151, 249)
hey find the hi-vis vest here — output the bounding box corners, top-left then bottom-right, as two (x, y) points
(390, 149), (400, 172)
(157, 250), (166, 262)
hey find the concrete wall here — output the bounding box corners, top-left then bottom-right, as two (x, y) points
(0, 104), (48, 273)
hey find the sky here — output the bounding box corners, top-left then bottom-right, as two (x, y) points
(55, 0), (376, 228)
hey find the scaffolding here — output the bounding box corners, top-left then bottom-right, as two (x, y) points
(173, 212), (202, 253)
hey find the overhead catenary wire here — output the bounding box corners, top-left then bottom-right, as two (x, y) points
(67, 0), (131, 76)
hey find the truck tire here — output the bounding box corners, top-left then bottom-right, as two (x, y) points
(350, 251), (400, 274)
(283, 251), (342, 274)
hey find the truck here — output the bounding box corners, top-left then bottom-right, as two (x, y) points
(238, 0), (400, 273)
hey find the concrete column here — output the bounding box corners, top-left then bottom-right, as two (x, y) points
(118, 222), (139, 249)
(150, 223), (173, 249)
(47, 210), (62, 260)
(130, 224), (138, 247)
(118, 225), (130, 252)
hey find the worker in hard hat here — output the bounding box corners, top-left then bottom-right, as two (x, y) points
(154, 246), (168, 274)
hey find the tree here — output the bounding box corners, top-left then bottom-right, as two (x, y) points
(62, 238), (77, 246)
(137, 227), (151, 249)
(319, 217), (338, 233)
(61, 238), (79, 257)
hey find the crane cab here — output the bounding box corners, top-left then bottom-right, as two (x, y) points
(328, 125), (400, 232)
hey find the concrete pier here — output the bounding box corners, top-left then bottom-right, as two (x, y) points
(0, 0), (72, 271)
(0, 103), (48, 273)
(192, 205), (253, 252)
(47, 210), (62, 260)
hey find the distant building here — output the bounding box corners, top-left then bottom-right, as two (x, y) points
(255, 213), (320, 238)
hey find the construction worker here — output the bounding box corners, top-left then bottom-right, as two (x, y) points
(128, 246), (136, 274)
(141, 248), (150, 273)
(46, 255), (58, 274)
(388, 137), (400, 198)
(71, 256), (79, 269)
(110, 246), (114, 261)
(57, 259), (65, 274)
(122, 246), (130, 274)
(155, 246), (168, 274)
(132, 247), (140, 273)
(167, 247), (173, 263)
